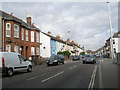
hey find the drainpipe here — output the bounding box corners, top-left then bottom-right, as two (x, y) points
(2, 17), (5, 52)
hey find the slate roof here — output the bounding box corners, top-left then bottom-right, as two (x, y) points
(0, 10), (40, 31)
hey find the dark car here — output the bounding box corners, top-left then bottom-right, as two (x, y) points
(47, 54), (64, 66)
(83, 55), (96, 64)
(73, 56), (79, 61)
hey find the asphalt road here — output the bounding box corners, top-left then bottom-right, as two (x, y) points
(1, 58), (119, 89)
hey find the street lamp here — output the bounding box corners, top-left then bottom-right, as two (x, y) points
(107, 2), (114, 59)
(66, 31), (71, 51)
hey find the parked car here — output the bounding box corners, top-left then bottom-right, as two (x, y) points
(73, 55), (79, 61)
(47, 54), (64, 66)
(101, 55), (109, 58)
(0, 52), (32, 76)
(83, 54), (96, 64)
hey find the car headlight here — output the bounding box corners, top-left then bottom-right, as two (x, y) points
(54, 60), (58, 62)
(47, 61), (49, 62)
(91, 58), (94, 60)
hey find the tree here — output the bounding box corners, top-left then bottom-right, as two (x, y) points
(80, 52), (85, 55)
(57, 51), (71, 56)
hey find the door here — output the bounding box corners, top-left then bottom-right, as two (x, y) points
(17, 55), (28, 70)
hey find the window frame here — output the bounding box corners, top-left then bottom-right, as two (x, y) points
(6, 45), (11, 52)
(21, 28), (24, 40)
(31, 31), (34, 42)
(31, 47), (35, 55)
(36, 32), (39, 42)
(6, 23), (11, 37)
(26, 30), (28, 41)
(14, 45), (19, 53)
(36, 47), (40, 55)
(14, 24), (19, 38)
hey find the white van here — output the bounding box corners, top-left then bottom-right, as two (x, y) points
(0, 52), (32, 76)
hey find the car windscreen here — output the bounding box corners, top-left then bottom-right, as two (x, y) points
(49, 55), (58, 61)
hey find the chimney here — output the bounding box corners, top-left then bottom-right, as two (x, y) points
(48, 31), (51, 35)
(66, 39), (70, 44)
(56, 35), (60, 39)
(26, 15), (32, 25)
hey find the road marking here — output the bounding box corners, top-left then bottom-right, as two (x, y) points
(88, 65), (97, 90)
(99, 64), (103, 88)
(41, 71), (64, 83)
(69, 65), (77, 70)
(26, 73), (46, 81)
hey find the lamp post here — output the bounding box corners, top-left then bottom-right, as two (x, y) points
(107, 2), (114, 59)
(66, 31), (71, 51)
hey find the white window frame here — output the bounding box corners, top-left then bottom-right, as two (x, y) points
(6, 45), (11, 52)
(22, 28), (24, 40)
(31, 47), (35, 55)
(31, 31), (34, 42)
(26, 30), (28, 41)
(14, 45), (19, 53)
(6, 23), (11, 37)
(36, 32), (39, 42)
(14, 24), (19, 38)
(36, 47), (39, 55)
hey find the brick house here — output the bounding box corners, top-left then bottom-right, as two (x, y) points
(0, 10), (40, 61)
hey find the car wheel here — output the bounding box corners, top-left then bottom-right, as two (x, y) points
(7, 68), (13, 77)
(47, 63), (50, 66)
(83, 61), (85, 64)
(27, 66), (32, 72)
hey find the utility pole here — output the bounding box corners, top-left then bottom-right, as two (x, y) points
(107, 2), (114, 59)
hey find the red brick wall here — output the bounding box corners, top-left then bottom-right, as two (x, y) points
(4, 20), (40, 59)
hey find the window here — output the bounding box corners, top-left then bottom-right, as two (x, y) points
(6, 23), (11, 37)
(22, 29), (24, 40)
(14, 45), (19, 53)
(26, 30), (28, 41)
(14, 24), (19, 38)
(31, 47), (35, 55)
(18, 55), (25, 62)
(36, 47), (39, 55)
(113, 40), (115, 44)
(31, 31), (34, 42)
(36, 32), (39, 42)
(6, 45), (11, 52)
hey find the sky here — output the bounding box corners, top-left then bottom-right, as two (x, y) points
(1, 1), (118, 51)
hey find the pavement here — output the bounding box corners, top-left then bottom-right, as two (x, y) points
(1, 58), (119, 89)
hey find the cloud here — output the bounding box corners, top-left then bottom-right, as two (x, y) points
(2, 2), (118, 50)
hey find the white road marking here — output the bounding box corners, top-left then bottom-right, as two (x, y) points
(41, 71), (64, 83)
(69, 65), (77, 70)
(99, 64), (103, 88)
(26, 73), (46, 81)
(88, 65), (97, 90)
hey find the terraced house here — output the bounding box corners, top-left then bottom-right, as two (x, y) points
(0, 10), (40, 60)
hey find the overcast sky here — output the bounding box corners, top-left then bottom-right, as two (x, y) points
(1, 1), (118, 51)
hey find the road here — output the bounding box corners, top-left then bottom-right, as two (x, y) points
(1, 58), (119, 89)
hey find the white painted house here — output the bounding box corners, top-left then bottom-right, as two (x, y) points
(40, 32), (51, 58)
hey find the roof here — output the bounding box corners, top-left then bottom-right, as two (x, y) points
(0, 10), (40, 31)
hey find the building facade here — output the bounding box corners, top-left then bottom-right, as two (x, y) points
(0, 10), (40, 60)
(40, 31), (51, 58)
